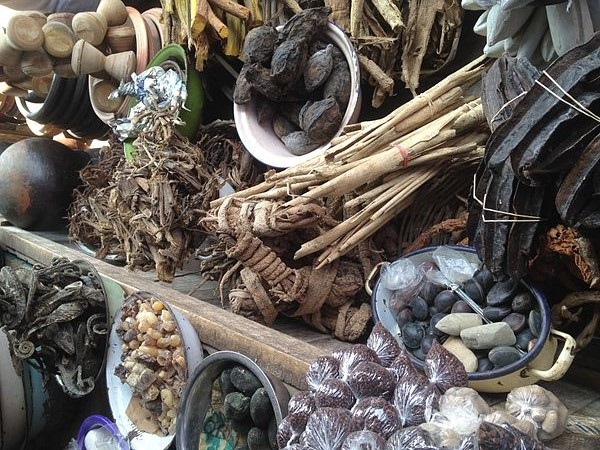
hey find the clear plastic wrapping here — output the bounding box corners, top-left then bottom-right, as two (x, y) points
(332, 345), (381, 382)
(476, 421), (550, 450)
(347, 361), (395, 401)
(427, 387), (489, 438)
(387, 347), (419, 383)
(351, 397), (401, 440)
(315, 378), (356, 409)
(300, 407), (358, 450)
(386, 426), (437, 449)
(424, 341), (468, 393)
(419, 423), (463, 450)
(393, 375), (439, 427)
(484, 411), (536, 437)
(367, 323), (402, 368)
(277, 412), (308, 449)
(306, 356), (340, 391)
(505, 385), (568, 441)
(342, 430), (386, 450)
(288, 390), (317, 422)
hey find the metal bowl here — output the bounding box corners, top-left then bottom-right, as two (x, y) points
(176, 350), (290, 450)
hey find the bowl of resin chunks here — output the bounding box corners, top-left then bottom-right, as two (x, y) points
(176, 350), (290, 450)
(371, 245), (576, 393)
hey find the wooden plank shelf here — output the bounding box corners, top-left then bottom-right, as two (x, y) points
(1, 224), (599, 449)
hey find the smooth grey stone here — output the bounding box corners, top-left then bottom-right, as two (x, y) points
(402, 322), (425, 349)
(477, 357), (494, 373)
(486, 279), (519, 306)
(503, 313), (527, 333)
(429, 313), (448, 337)
(483, 306), (512, 321)
(435, 313), (483, 336)
(528, 310), (542, 337)
(460, 322), (517, 350)
(452, 300), (474, 314)
(489, 345), (522, 368)
(410, 296), (429, 321)
(434, 290), (460, 313)
(511, 292), (535, 313)
(443, 336), (478, 372)
(516, 329), (534, 351)
(462, 278), (485, 303)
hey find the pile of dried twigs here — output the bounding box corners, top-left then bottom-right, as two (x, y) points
(69, 124), (257, 282)
(203, 56), (489, 340)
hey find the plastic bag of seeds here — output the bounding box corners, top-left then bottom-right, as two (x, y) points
(300, 407), (359, 450)
(366, 323), (402, 368)
(474, 421), (551, 450)
(350, 397), (401, 439)
(393, 376), (439, 427)
(341, 430), (386, 449)
(386, 426), (439, 449)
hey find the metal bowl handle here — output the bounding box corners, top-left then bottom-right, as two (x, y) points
(365, 262), (386, 296)
(525, 329), (577, 381)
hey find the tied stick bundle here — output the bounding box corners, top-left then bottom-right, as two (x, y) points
(211, 56), (490, 267)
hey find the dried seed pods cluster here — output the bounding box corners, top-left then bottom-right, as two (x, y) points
(234, 7), (351, 156)
(115, 294), (186, 435)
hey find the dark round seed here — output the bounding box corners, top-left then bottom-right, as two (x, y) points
(421, 334), (437, 356)
(489, 346), (521, 368)
(401, 322), (425, 349)
(477, 357), (494, 372)
(250, 387), (274, 427)
(462, 278), (484, 304)
(410, 296), (429, 321)
(486, 279), (519, 306)
(224, 391), (251, 420)
(419, 281), (443, 304)
(516, 329), (534, 351)
(231, 365), (263, 396)
(511, 292), (535, 313)
(473, 265), (494, 290)
(220, 367), (236, 396)
(268, 417), (277, 450)
(248, 427), (271, 450)
(503, 313), (527, 333)
(528, 310), (542, 337)
(483, 306), (512, 321)
(412, 347), (425, 361)
(451, 300), (473, 314)
(429, 313), (448, 337)
(428, 306), (440, 318)
(434, 290), (459, 313)
(394, 308), (413, 327)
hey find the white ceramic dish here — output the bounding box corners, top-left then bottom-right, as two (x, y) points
(233, 22), (362, 168)
(106, 291), (203, 450)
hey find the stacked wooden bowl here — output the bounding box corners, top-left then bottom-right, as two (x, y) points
(0, 0), (167, 135)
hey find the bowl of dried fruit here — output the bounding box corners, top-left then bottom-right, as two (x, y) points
(370, 246), (576, 393)
(233, 7), (361, 169)
(106, 291), (203, 449)
(176, 350), (291, 450)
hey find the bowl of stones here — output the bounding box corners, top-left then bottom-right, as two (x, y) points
(233, 7), (361, 169)
(370, 245), (576, 393)
(176, 350), (290, 450)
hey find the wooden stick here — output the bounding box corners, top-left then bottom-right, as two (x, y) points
(350, 0), (365, 37)
(358, 54), (394, 97)
(207, 7), (229, 38)
(207, 0), (250, 20)
(369, 0), (403, 32)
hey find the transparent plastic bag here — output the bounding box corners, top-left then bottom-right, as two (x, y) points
(300, 407), (359, 450)
(315, 378), (356, 409)
(476, 421), (551, 450)
(277, 413), (309, 448)
(367, 323), (401, 368)
(505, 385), (568, 441)
(393, 375), (439, 427)
(351, 396), (401, 440)
(332, 345), (381, 381)
(342, 430), (386, 450)
(288, 390), (317, 422)
(388, 347), (419, 383)
(431, 247), (479, 285)
(306, 356), (340, 391)
(428, 387), (489, 437)
(386, 426), (437, 449)
(484, 411), (536, 437)
(419, 423), (463, 450)
(347, 361), (395, 401)
(380, 258), (422, 291)
(423, 341), (468, 393)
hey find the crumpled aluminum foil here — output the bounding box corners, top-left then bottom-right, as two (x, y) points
(109, 66), (187, 141)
